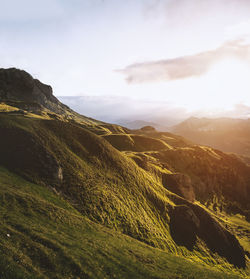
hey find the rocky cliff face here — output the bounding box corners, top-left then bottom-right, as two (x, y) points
(0, 68), (70, 114)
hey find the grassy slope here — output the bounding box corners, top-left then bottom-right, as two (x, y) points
(103, 134), (172, 152)
(0, 115), (249, 277)
(106, 130), (250, 212)
(152, 146), (250, 208)
(0, 167), (244, 279)
(0, 115), (176, 250)
(132, 129), (194, 148)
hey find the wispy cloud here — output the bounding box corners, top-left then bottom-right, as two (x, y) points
(118, 40), (250, 83)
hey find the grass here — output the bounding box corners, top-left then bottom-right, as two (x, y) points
(0, 103), (19, 112)
(103, 133), (172, 152)
(0, 166), (245, 279)
(0, 115), (249, 277)
(221, 214), (250, 256)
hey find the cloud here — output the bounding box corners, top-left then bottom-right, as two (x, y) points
(222, 104), (250, 118)
(118, 40), (250, 83)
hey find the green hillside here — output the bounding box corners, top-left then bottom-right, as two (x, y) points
(0, 167), (245, 279)
(0, 68), (249, 278)
(0, 114), (249, 275)
(103, 133), (172, 151)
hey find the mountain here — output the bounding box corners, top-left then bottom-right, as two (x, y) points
(0, 68), (104, 126)
(172, 117), (250, 159)
(0, 68), (249, 278)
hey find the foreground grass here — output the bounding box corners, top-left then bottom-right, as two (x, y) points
(0, 166), (244, 279)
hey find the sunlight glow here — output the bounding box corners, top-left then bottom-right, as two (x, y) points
(202, 58), (250, 108)
(184, 58), (250, 111)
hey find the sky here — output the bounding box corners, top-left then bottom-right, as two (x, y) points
(1, 0), (250, 124)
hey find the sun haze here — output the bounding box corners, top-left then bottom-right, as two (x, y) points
(1, 0), (250, 122)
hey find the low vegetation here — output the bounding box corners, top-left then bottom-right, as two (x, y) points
(0, 69), (249, 278)
(0, 167), (246, 279)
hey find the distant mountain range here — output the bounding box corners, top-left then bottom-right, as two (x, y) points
(172, 117), (250, 159)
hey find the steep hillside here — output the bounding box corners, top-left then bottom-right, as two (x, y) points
(0, 167), (244, 279)
(0, 115), (248, 271)
(0, 68), (249, 278)
(111, 127), (250, 219)
(103, 133), (172, 151)
(172, 117), (250, 158)
(0, 68), (109, 130)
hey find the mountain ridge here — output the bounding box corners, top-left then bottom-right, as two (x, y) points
(172, 116), (250, 158)
(0, 67), (104, 126)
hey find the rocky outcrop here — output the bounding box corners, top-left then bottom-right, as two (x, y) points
(0, 68), (70, 115)
(169, 205), (200, 249)
(169, 202), (246, 268)
(191, 203), (246, 268)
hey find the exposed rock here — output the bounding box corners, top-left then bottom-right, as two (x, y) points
(56, 167), (63, 182)
(191, 203), (246, 268)
(169, 205), (200, 250)
(162, 173), (195, 202)
(0, 68), (70, 115)
(169, 200), (246, 268)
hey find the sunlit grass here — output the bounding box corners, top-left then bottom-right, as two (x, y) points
(0, 166), (245, 279)
(0, 115), (249, 278)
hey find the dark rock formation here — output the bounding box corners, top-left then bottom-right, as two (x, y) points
(191, 203), (246, 268)
(0, 68), (70, 115)
(169, 201), (246, 268)
(169, 205), (200, 250)
(162, 173), (195, 202)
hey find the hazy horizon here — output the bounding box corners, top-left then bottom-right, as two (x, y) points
(1, 0), (250, 122)
(59, 95), (250, 126)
